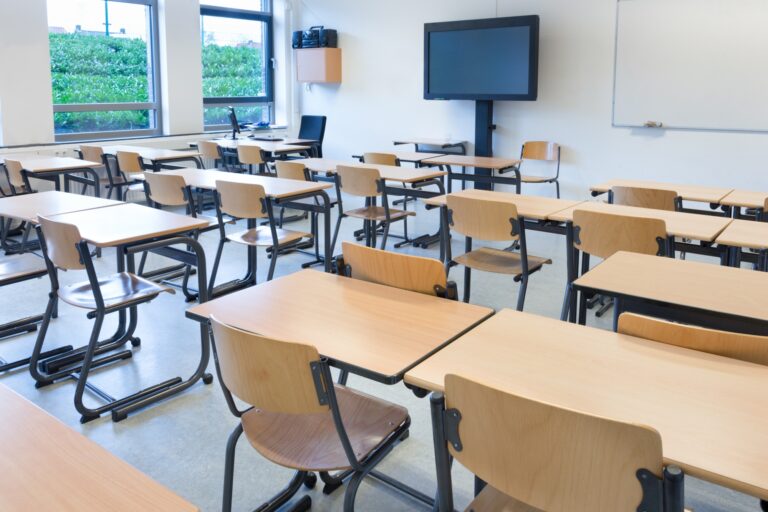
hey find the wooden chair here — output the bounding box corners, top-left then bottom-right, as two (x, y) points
(518, 141), (561, 198)
(562, 210), (672, 324)
(337, 241), (456, 299)
(612, 186), (680, 211)
(446, 195), (551, 310)
(362, 152), (400, 166)
(208, 180), (312, 295)
(211, 316), (410, 512)
(3, 160), (33, 196)
(431, 374), (685, 512)
(78, 145), (127, 199)
(331, 164), (414, 251)
(197, 140), (225, 169)
(236, 144), (268, 175)
(31, 215), (174, 422)
(114, 151), (148, 201)
(618, 312), (768, 366)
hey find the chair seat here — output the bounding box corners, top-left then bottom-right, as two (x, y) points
(227, 226), (311, 247)
(454, 247), (551, 276)
(465, 486), (693, 512)
(345, 206), (415, 222)
(59, 272), (174, 310)
(241, 385), (409, 471)
(520, 174), (555, 183)
(0, 253), (47, 285)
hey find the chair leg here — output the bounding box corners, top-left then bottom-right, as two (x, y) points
(555, 180), (561, 199)
(267, 243), (278, 281)
(516, 275), (529, 311)
(342, 471), (367, 512)
(73, 311), (106, 422)
(463, 267), (471, 303)
(560, 283), (572, 321)
(208, 238), (226, 297)
(331, 214), (344, 255)
(137, 251), (149, 276)
(222, 423), (244, 512)
(380, 220), (391, 250)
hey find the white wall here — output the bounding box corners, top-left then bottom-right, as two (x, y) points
(0, 0), (55, 146)
(297, 0), (768, 197)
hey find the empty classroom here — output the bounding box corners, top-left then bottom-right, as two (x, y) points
(1, 1), (767, 511)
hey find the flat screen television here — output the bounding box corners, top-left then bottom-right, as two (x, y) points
(424, 16), (539, 101)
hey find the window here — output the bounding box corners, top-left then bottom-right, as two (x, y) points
(200, 1), (274, 130)
(46, 0), (161, 141)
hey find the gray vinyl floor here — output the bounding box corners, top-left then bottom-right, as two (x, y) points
(0, 192), (760, 512)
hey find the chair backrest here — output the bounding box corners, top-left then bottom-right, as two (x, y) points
(197, 140), (221, 160)
(143, 172), (188, 207)
(298, 115), (327, 143)
(447, 195), (520, 242)
(275, 161), (308, 181)
(38, 215), (86, 270)
(237, 144), (264, 165)
(216, 180), (268, 219)
(521, 141), (560, 161)
(444, 374), (663, 512)
(612, 186), (678, 211)
(362, 152), (398, 166)
(341, 241), (447, 295)
(572, 210), (667, 259)
(210, 316), (328, 415)
(79, 145), (104, 165)
(336, 165), (380, 197)
(618, 313), (768, 366)
(116, 151), (144, 174)
(4, 160), (25, 188)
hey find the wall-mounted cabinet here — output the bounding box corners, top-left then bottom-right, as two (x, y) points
(296, 48), (342, 84)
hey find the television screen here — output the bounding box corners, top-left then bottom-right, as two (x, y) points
(424, 16), (539, 101)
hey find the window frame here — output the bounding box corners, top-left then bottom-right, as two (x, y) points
(51, 0), (163, 142)
(200, 1), (274, 131)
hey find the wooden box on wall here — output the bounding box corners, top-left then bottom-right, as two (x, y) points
(296, 48), (341, 83)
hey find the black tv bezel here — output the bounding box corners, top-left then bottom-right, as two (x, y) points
(423, 15), (540, 101)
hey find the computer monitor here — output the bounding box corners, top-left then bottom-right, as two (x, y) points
(228, 107), (240, 140)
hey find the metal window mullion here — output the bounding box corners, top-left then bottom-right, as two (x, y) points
(53, 103), (156, 113)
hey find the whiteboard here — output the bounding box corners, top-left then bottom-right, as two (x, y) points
(613, 0), (768, 132)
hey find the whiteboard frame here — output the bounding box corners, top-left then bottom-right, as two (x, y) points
(610, 0), (768, 134)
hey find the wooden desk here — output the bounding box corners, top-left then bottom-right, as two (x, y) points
(714, 219), (768, 269)
(351, 151), (447, 165)
(590, 179), (733, 204)
(719, 189), (768, 211)
(404, 309), (768, 501)
(208, 139), (312, 155)
(161, 168), (331, 199)
(421, 155), (522, 193)
(293, 158), (447, 184)
(393, 137), (467, 151)
(423, 189), (584, 222)
(99, 145), (202, 171)
(186, 269), (493, 383)
(6, 157), (104, 197)
(0, 384), (197, 511)
(573, 250), (768, 334)
(49, 203), (208, 248)
(550, 201), (732, 242)
(0, 191), (120, 224)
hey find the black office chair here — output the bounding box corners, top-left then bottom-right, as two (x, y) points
(298, 115), (327, 157)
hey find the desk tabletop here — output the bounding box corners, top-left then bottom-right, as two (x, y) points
(549, 201), (732, 241)
(210, 139), (311, 154)
(393, 137), (467, 147)
(161, 168), (331, 199)
(350, 151), (447, 163)
(187, 269), (493, 382)
(0, 191), (121, 224)
(293, 158), (447, 184)
(99, 145), (201, 162)
(422, 189), (585, 221)
(5, 157), (102, 173)
(719, 189), (768, 209)
(575, 251), (768, 323)
(590, 179), (733, 204)
(50, 203), (208, 248)
(422, 154), (520, 170)
(715, 219), (768, 250)
(0, 384), (197, 511)
(404, 309), (768, 500)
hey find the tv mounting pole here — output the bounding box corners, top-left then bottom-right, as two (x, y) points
(474, 99), (496, 191)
